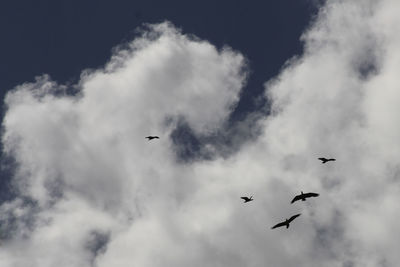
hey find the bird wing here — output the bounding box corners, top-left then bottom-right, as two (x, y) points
(288, 213), (301, 223)
(318, 157), (327, 161)
(241, 197), (248, 201)
(303, 192), (319, 198)
(291, 195), (302, 204)
(271, 221), (286, 229)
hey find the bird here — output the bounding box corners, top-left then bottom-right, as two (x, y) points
(241, 196), (254, 203)
(145, 136), (160, 141)
(271, 214), (301, 229)
(291, 191), (319, 204)
(318, 157), (336, 164)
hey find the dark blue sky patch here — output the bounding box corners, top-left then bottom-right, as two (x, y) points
(0, 148), (18, 203)
(0, 0), (314, 110)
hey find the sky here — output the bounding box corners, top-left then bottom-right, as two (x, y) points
(1, 0), (400, 266)
(0, 0), (312, 205)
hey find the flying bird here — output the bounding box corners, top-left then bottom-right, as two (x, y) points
(318, 157), (336, 164)
(241, 196), (254, 203)
(291, 191), (319, 204)
(271, 214), (301, 229)
(145, 136), (160, 141)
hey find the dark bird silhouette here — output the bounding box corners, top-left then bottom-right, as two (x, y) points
(145, 136), (160, 141)
(271, 214), (301, 229)
(241, 196), (253, 203)
(318, 157), (336, 164)
(291, 191), (319, 204)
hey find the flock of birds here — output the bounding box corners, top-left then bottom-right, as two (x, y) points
(242, 157), (336, 229)
(145, 135), (336, 230)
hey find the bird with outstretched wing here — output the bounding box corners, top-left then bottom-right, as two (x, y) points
(318, 157), (336, 164)
(291, 191), (319, 204)
(145, 136), (160, 141)
(241, 196), (253, 203)
(271, 214), (301, 229)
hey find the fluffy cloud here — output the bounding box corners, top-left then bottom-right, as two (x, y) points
(1, 1), (400, 266)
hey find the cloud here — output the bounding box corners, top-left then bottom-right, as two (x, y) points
(1, 22), (248, 267)
(1, 1), (400, 266)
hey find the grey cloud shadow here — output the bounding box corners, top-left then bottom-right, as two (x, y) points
(352, 35), (383, 81)
(310, 209), (356, 266)
(0, 198), (40, 241)
(168, 111), (265, 163)
(85, 230), (111, 266)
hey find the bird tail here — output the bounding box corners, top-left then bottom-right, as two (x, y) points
(286, 224), (289, 229)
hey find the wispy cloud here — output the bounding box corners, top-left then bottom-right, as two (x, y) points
(1, 1), (400, 266)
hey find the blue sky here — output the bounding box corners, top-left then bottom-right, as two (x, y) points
(2, 1), (400, 266)
(0, 0), (312, 116)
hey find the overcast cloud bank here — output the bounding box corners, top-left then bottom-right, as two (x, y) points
(1, 1), (400, 266)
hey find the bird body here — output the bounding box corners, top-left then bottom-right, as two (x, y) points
(318, 157), (336, 164)
(241, 196), (253, 203)
(291, 191), (319, 204)
(145, 136), (160, 141)
(271, 214), (301, 229)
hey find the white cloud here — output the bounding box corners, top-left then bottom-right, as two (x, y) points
(1, 1), (400, 266)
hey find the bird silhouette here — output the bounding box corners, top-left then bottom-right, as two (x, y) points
(291, 191), (319, 204)
(145, 136), (160, 141)
(241, 196), (253, 203)
(271, 214), (301, 229)
(318, 157), (336, 164)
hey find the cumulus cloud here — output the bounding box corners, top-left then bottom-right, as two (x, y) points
(1, 1), (400, 266)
